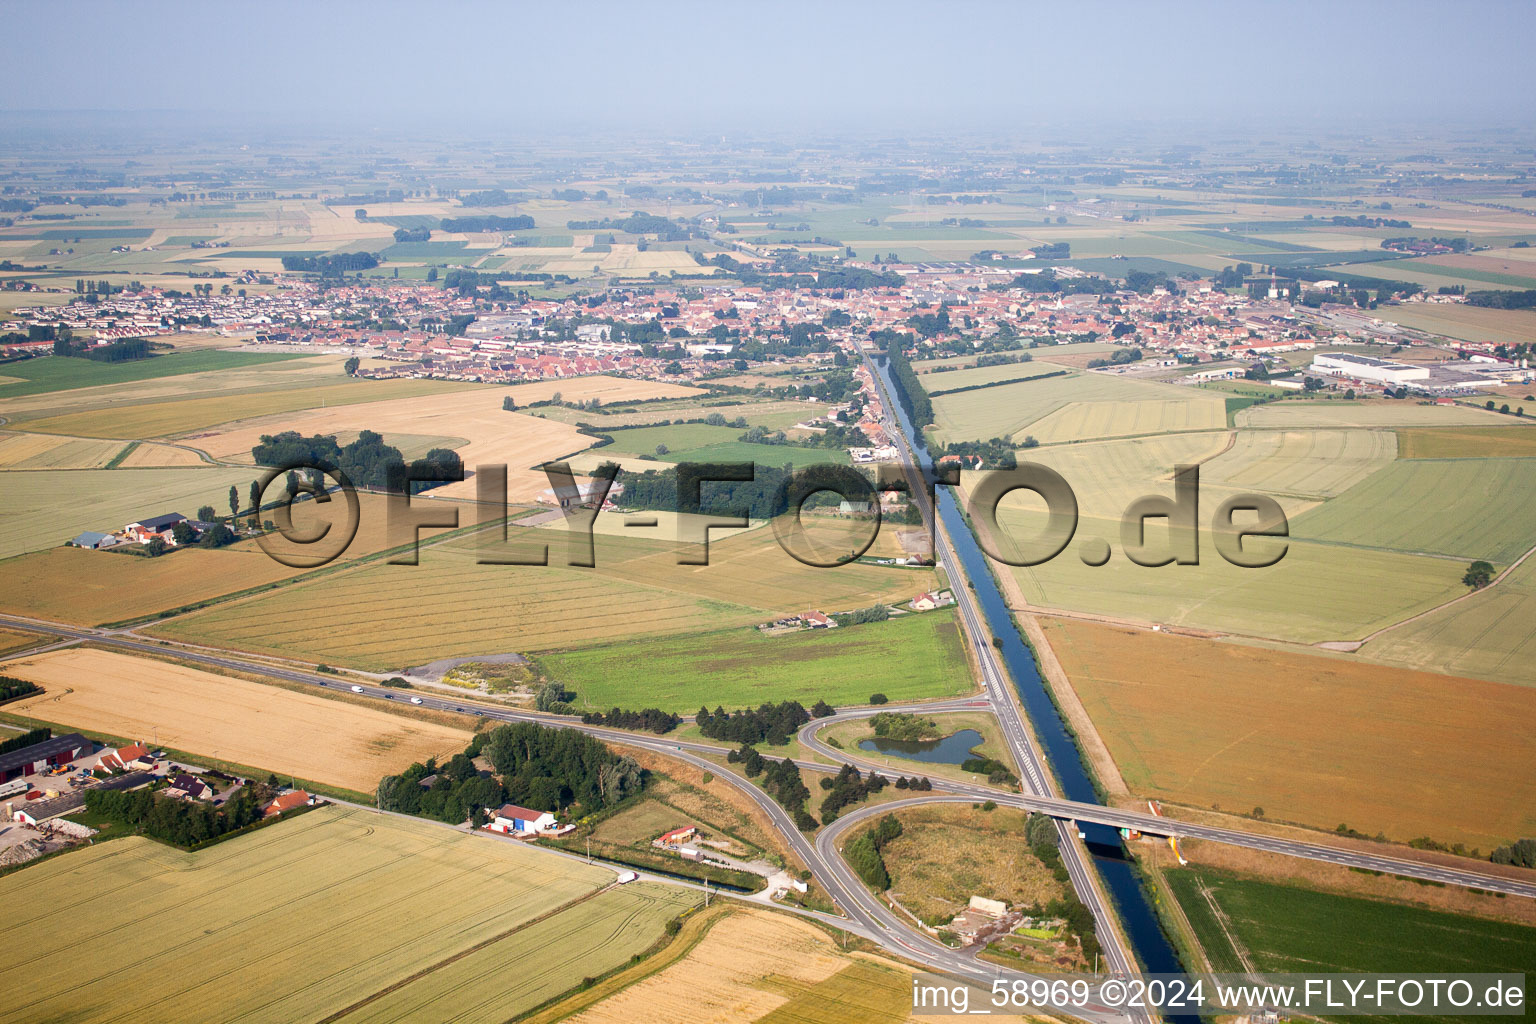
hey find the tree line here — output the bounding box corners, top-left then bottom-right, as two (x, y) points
(846, 812), (904, 889)
(1467, 289), (1536, 310)
(875, 334), (934, 430)
(280, 252), (380, 275)
(818, 762), (889, 822)
(580, 707), (681, 734)
(440, 214), (534, 232)
(251, 430), (461, 491)
(0, 725), (47, 753)
(729, 744), (817, 831)
(697, 700), (820, 746)
(84, 786), (265, 848)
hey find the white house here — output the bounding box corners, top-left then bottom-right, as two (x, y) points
(490, 803), (559, 835)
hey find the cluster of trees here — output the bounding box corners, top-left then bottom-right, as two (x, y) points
(457, 189), (518, 207)
(702, 254), (903, 292)
(846, 813), (904, 889)
(906, 307), (951, 338)
(962, 756), (1018, 786)
(818, 762), (888, 822)
(84, 787), (265, 848)
(1086, 348), (1142, 369)
(52, 336), (152, 362)
(1381, 236), (1470, 253)
(251, 430), (461, 491)
(870, 713), (940, 742)
(1212, 263), (1253, 290)
(1467, 289), (1536, 310)
(567, 212), (686, 238)
(1491, 838), (1536, 868)
(942, 436), (1028, 467)
(892, 775), (934, 791)
(379, 722), (643, 825)
(280, 252), (380, 275)
(1332, 215), (1411, 229)
(738, 421), (865, 451)
(0, 725), (47, 753)
(730, 744), (817, 830)
(833, 604), (890, 627)
(876, 336), (933, 430)
(1030, 242), (1070, 259)
(1023, 813), (1101, 965)
(697, 700), (811, 746)
(440, 214), (535, 232)
(976, 351), (1032, 368)
(616, 462), (854, 520)
(377, 753), (505, 825)
(551, 188), (608, 202)
(579, 707), (681, 734)
(392, 226), (431, 243)
(1463, 560), (1496, 590)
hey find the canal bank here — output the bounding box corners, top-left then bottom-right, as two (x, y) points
(869, 351), (1192, 991)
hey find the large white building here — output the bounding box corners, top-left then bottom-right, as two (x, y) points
(1310, 352), (1427, 386)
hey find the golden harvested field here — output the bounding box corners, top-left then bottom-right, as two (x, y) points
(17, 377), (484, 439)
(500, 374), (705, 405)
(0, 492), (430, 623)
(1236, 401), (1508, 429)
(1396, 425), (1536, 459)
(1042, 617), (1536, 848)
(0, 431), (125, 469)
(556, 906), (1021, 1024)
(0, 465), (257, 560)
(2, 648), (471, 790)
(149, 523), (934, 671)
(1203, 428), (1399, 498)
(0, 806), (642, 1024)
(1374, 303), (1536, 348)
(191, 387), (593, 502)
(114, 440), (209, 466)
(879, 804), (1064, 924)
(0, 627), (44, 657)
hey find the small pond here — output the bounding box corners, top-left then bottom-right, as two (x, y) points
(857, 728), (985, 765)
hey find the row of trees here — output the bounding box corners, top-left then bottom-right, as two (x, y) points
(818, 762), (888, 822)
(697, 700), (816, 746)
(579, 707), (681, 734)
(440, 214), (534, 232)
(730, 744), (817, 830)
(0, 725), (47, 753)
(280, 252), (379, 275)
(250, 430), (462, 491)
(875, 335), (933, 430)
(84, 787), (265, 847)
(846, 812), (904, 889)
(1024, 812), (1101, 966)
(1467, 289), (1536, 310)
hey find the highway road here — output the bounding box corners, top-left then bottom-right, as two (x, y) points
(11, 611), (1531, 902)
(858, 351), (1143, 986)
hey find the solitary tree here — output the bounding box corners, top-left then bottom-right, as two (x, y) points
(248, 479), (262, 516)
(1463, 560), (1495, 590)
(343, 356), (360, 376)
(228, 485), (239, 519)
(197, 505), (217, 523)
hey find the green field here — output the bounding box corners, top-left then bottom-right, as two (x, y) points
(1004, 512), (1466, 643)
(1166, 866), (1536, 1024)
(539, 610), (973, 712)
(0, 464), (258, 559)
(0, 350), (302, 399)
(0, 805), (696, 1024)
(1293, 458), (1536, 563)
(929, 366), (1224, 445)
(150, 525), (936, 672)
(600, 423), (847, 466)
(1203, 427), (1398, 499)
(1365, 552), (1536, 687)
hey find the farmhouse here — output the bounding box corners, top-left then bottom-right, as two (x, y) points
(0, 733), (90, 783)
(490, 803), (560, 835)
(164, 773), (214, 801)
(263, 790), (311, 817)
(96, 742), (154, 772)
(801, 610), (837, 629)
(70, 530), (117, 550)
(124, 511), (188, 544)
(655, 825), (697, 845)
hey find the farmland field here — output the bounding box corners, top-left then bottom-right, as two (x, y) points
(876, 803), (1064, 924)
(929, 366), (1225, 445)
(0, 464), (258, 559)
(0, 430), (126, 469)
(1396, 425), (1536, 459)
(1364, 553), (1536, 687)
(190, 386), (593, 501)
(539, 611), (972, 712)
(0, 349), (302, 399)
(1002, 511), (1464, 643)
(1372, 302), (1536, 348)
(1043, 617), (1536, 847)
(1292, 457), (1536, 563)
(1236, 401), (1508, 429)
(149, 523), (935, 672)
(0, 806), (689, 1024)
(0, 627), (43, 657)
(1202, 427), (1398, 498)
(15, 377), (483, 439)
(0, 492), (462, 624)
(2, 648), (472, 791)
(1166, 866), (1536, 1023)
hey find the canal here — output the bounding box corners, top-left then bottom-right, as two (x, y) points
(871, 354), (1189, 986)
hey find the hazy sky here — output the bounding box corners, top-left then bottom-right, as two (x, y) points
(7, 0), (1534, 131)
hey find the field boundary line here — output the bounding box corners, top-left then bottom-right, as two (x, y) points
(1347, 537), (1536, 651)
